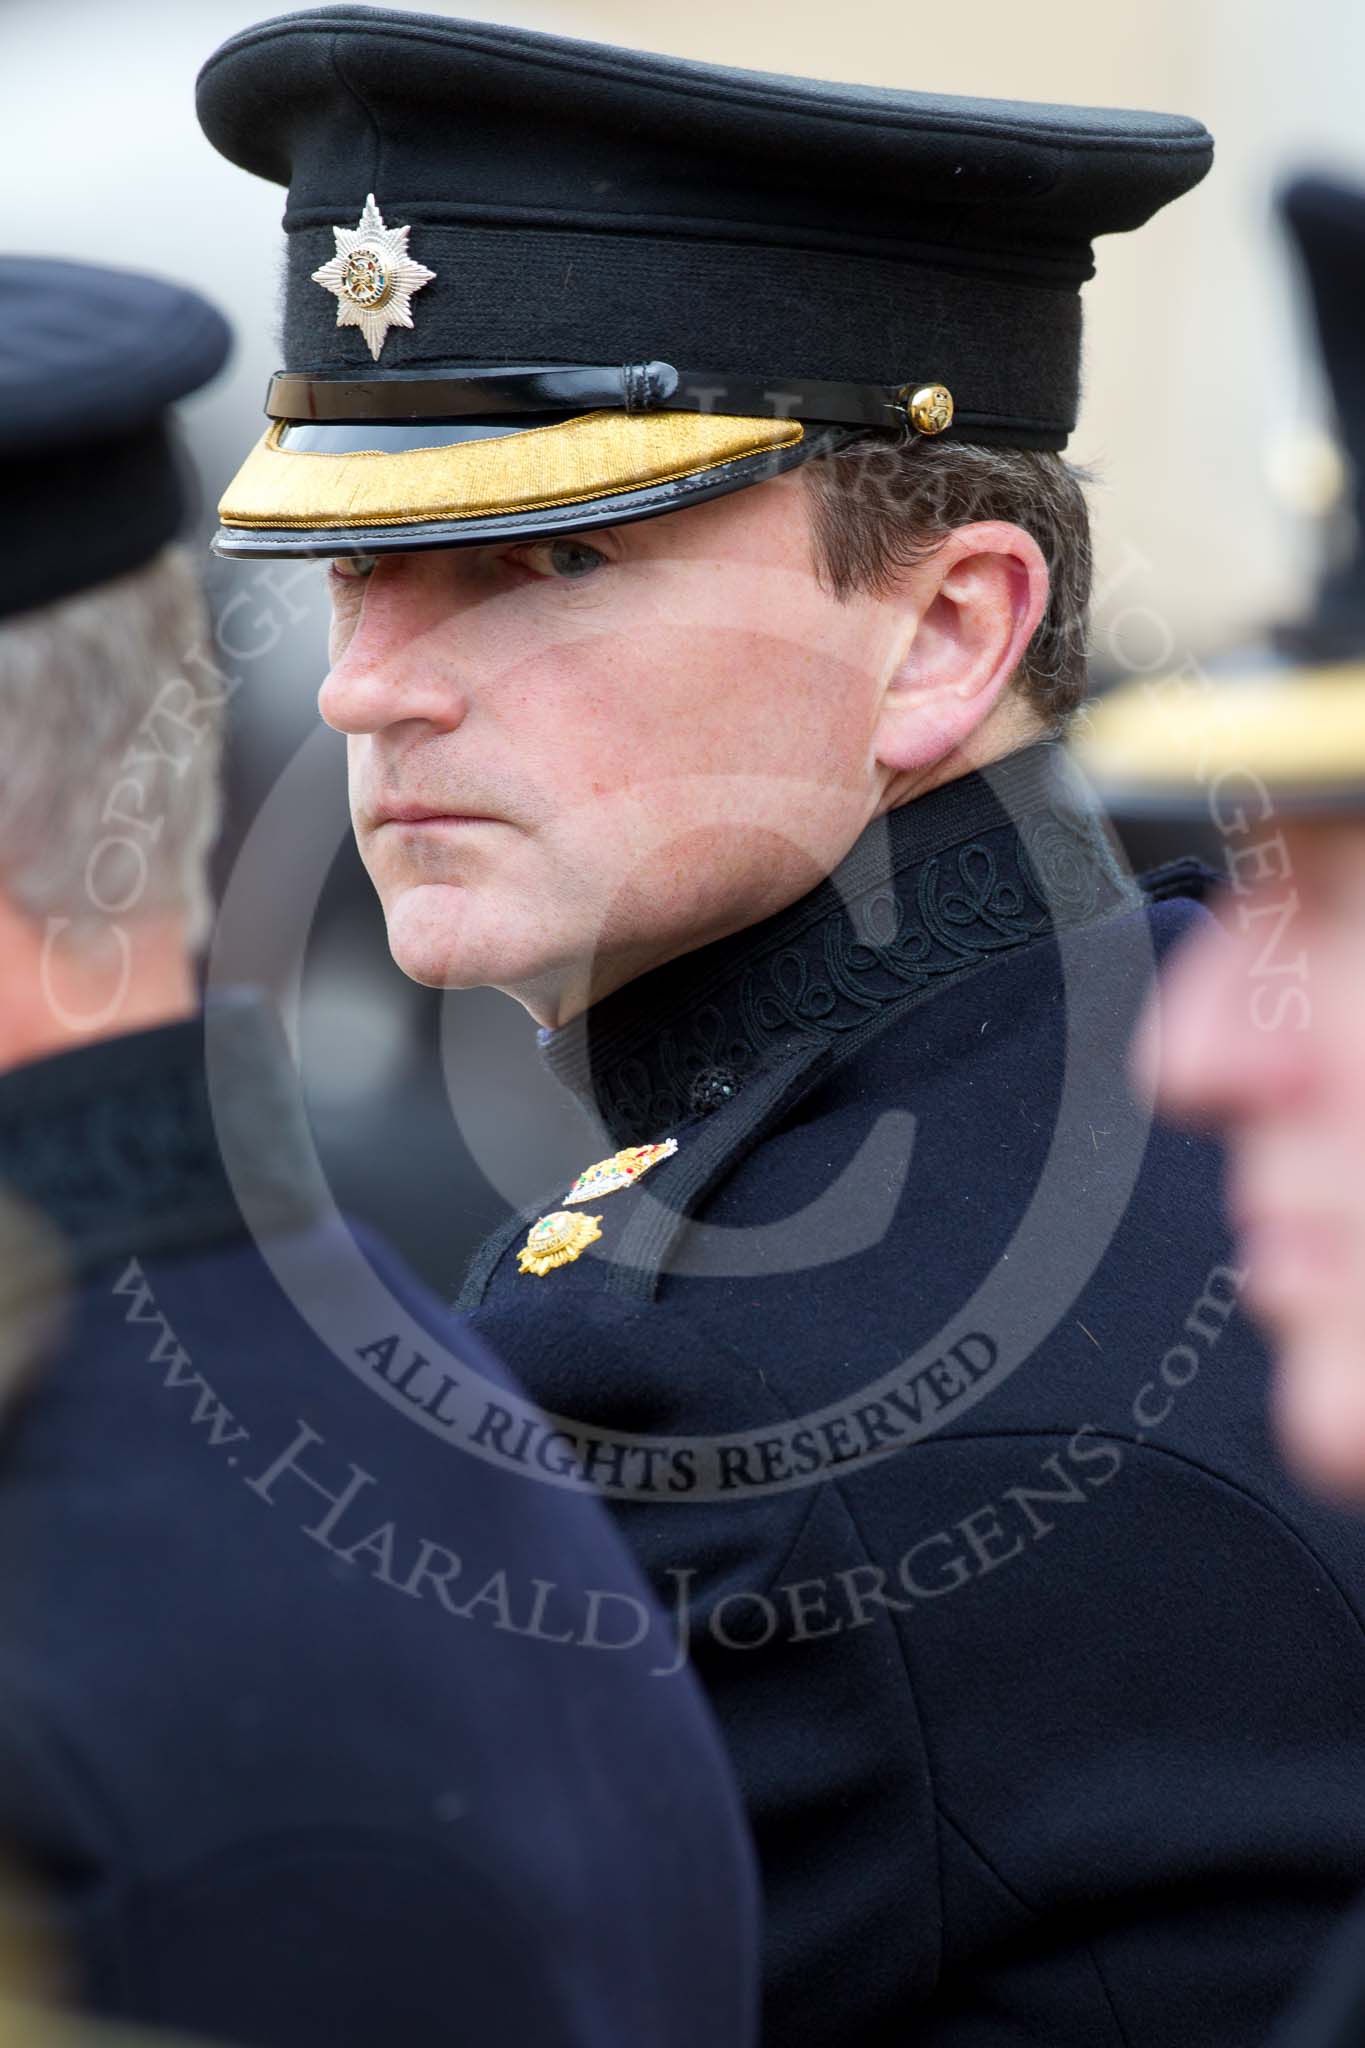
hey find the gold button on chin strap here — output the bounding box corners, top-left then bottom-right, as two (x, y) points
(902, 383), (955, 436)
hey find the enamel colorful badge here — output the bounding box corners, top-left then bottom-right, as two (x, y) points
(563, 1139), (678, 1206)
(310, 194), (436, 361)
(518, 1210), (603, 1277)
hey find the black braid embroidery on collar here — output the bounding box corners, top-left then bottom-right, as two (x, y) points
(542, 746), (1137, 1147)
(595, 814), (1126, 1142)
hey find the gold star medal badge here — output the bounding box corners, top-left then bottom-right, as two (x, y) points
(518, 1139), (679, 1277)
(310, 194), (436, 361)
(518, 1211), (603, 1277)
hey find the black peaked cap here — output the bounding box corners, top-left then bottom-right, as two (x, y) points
(1076, 173), (1365, 814)
(0, 260), (231, 621)
(197, 6), (1213, 441)
(1278, 174), (1365, 660)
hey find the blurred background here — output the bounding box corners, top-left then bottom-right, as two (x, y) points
(5, 0), (1362, 1290)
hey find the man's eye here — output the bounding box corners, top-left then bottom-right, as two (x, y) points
(520, 538), (609, 581)
(330, 554), (378, 583)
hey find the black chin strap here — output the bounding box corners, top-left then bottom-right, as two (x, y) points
(266, 361), (943, 433)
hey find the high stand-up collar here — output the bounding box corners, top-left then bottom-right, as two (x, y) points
(0, 991), (326, 1278)
(540, 744), (1137, 1147)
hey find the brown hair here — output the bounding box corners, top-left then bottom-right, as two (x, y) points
(803, 436), (1094, 730)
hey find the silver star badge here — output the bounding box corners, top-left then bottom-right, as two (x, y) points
(310, 194), (436, 362)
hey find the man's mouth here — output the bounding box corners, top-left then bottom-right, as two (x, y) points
(372, 800), (502, 828)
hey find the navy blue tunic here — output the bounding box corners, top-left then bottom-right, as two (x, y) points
(0, 996), (757, 2047)
(1272, 1891), (1365, 2047)
(460, 746), (1365, 2047)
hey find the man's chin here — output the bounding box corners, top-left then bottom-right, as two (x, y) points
(380, 881), (541, 994)
(380, 887), (483, 989)
(1274, 1329), (1365, 1503)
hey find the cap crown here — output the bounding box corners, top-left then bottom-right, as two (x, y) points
(197, 5), (1212, 435)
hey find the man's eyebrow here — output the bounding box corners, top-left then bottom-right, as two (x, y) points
(495, 524), (626, 550)
(568, 525), (625, 547)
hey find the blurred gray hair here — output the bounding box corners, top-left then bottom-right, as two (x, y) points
(0, 545), (224, 950)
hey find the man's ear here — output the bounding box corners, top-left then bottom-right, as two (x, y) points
(873, 521), (1050, 776)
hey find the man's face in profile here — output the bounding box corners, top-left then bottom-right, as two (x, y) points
(1140, 819), (1365, 1494)
(318, 475), (910, 1028)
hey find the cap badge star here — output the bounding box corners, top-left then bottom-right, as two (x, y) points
(310, 194), (436, 362)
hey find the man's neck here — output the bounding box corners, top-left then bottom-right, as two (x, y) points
(536, 734), (1128, 1151)
(0, 898), (196, 1075)
(529, 715), (1052, 1031)
(874, 703), (1051, 819)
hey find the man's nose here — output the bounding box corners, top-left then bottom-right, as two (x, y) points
(318, 555), (471, 735)
(1133, 894), (1313, 1126)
